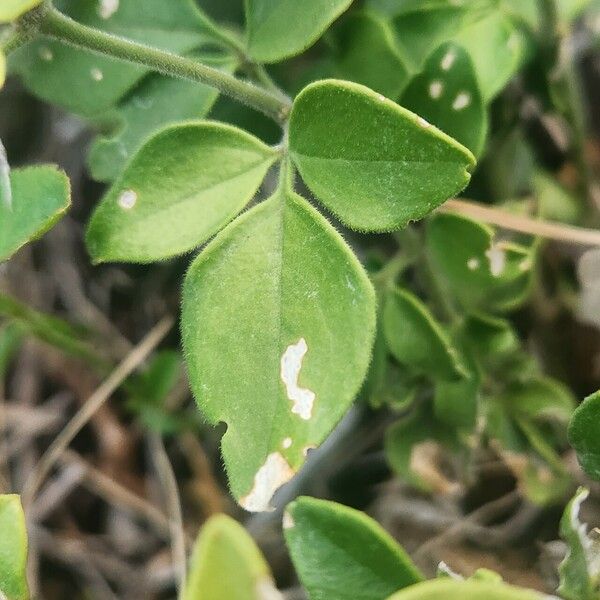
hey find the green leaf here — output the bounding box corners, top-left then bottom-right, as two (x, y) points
(181, 185), (376, 511)
(0, 0), (41, 22)
(10, 0), (210, 115)
(569, 390), (600, 481)
(426, 212), (534, 312)
(393, 3), (530, 102)
(558, 487), (600, 600)
(284, 496), (423, 600)
(86, 122), (277, 263)
(0, 52), (5, 89)
(184, 514), (279, 600)
(383, 287), (465, 381)
(332, 11), (410, 99)
(401, 42), (488, 156)
(0, 322), (24, 378)
(0, 165), (70, 262)
(0, 495), (29, 600)
(244, 0), (352, 63)
(88, 53), (236, 182)
(385, 578), (548, 599)
(289, 79), (475, 231)
(533, 171), (583, 225)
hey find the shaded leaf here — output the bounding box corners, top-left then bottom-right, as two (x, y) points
(569, 390), (600, 480)
(181, 186), (376, 511)
(86, 122), (277, 263)
(0, 494), (28, 600)
(289, 79), (475, 231)
(244, 0), (352, 63)
(88, 52), (236, 182)
(284, 496), (423, 600)
(11, 0), (210, 115)
(0, 165), (70, 262)
(383, 287), (465, 381)
(401, 42), (488, 156)
(332, 11), (410, 99)
(426, 212), (534, 312)
(184, 514), (280, 600)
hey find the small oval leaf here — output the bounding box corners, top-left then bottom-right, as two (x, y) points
(184, 514), (279, 600)
(0, 165), (70, 262)
(569, 390), (600, 481)
(0, 494), (29, 600)
(182, 187), (376, 511)
(284, 496), (423, 600)
(383, 287), (465, 381)
(289, 79), (475, 231)
(245, 0), (352, 63)
(86, 122), (277, 263)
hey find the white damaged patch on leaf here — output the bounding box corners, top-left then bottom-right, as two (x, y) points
(239, 452), (295, 512)
(280, 338), (316, 420)
(485, 244), (506, 277)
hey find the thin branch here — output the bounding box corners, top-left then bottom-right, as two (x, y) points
(149, 433), (187, 597)
(21, 316), (174, 509)
(34, 5), (290, 123)
(59, 450), (172, 539)
(442, 198), (600, 246)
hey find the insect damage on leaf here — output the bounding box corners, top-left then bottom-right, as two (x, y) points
(280, 337), (316, 420)
(239, 452), (295, 513)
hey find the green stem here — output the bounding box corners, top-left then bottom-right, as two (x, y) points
(31, 5), (291, 124)
(0, 25), (30, 54)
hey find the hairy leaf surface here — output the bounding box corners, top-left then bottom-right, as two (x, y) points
(284, 497), (423, 600)
(289, 79), (475, 231)
(182, 187), (376, 511)
(86, 122), (277, 263)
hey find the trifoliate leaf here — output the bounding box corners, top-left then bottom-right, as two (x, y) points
(332, 11), (410, 99)
(0, 495), (29, 600)
(0, 165), (70, 262)
(383, 287), (465, 381)
(184, 514), (280, 600)
(244, 0), (352, 63)
(289, 79), (475, 231)
(181, 187), (376, 511)
(10, 0), (211, 115)
(284, 497), (423, 600)
(569, 390), (600, 481)
(558, 487), (600, 600)
(401, 42), (488, 156)
(86, 122), (277, 263)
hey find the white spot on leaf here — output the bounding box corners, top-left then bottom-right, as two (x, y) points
(239, 452), (294, 512)
(280, 338), (315, 420)
(118, 189), (137, 210)
(39, 47), (53, 61)
(452, 91), (471, 111)
(98, 0), (119, 19)
(282, 437), (292, 449)
(417, 116), (431, 128)
(377, 94), (386, 102)
(429, 80), (443, 99)
(282, 511), (294, 529)
(467, 257), (479, 270)
(519, 257), (532, 272)
(91, 67), (104, 81)
(486, 244), (506, 277)
(441, 50), (457, 71)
